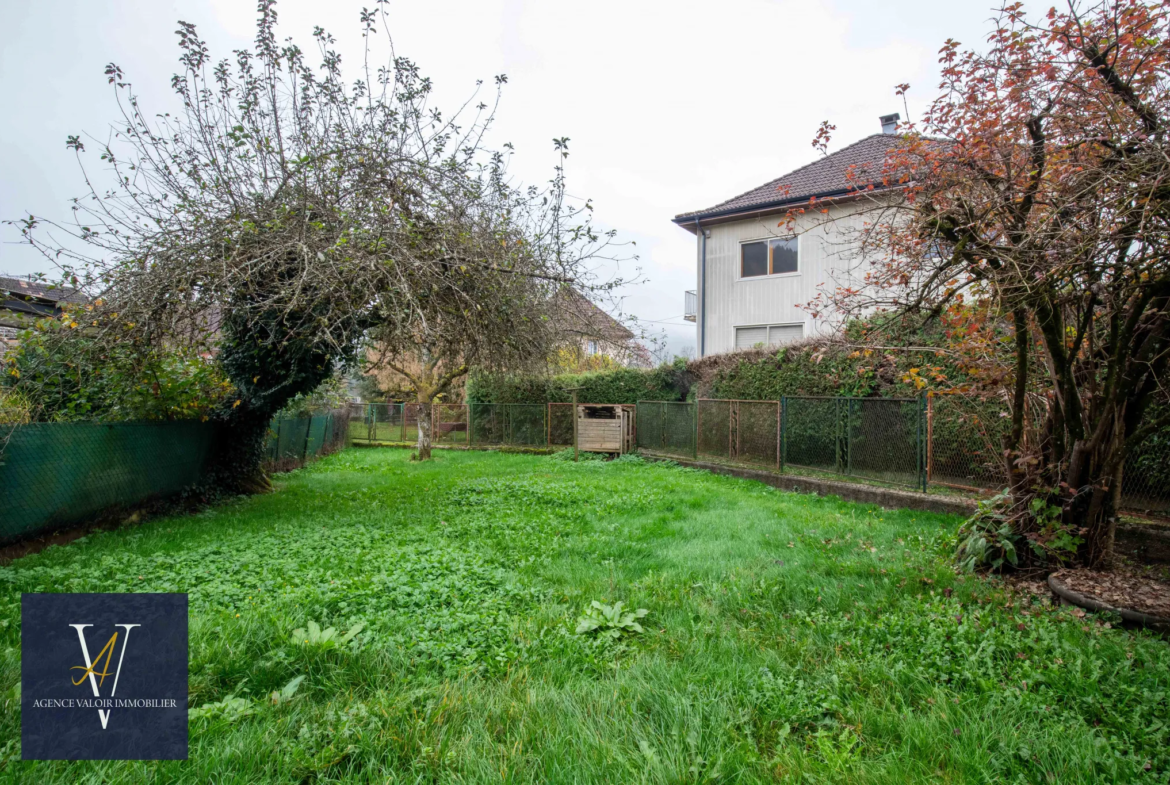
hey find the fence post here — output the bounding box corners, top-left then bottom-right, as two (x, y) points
(546, 402), (551, 448)
(400, 403), (406, 443)
(918, 394), (927, 493)
(734, 401), (740, 460)
(573, 390), (579, 462)
(780, 396), (787, 473)
(835, 398), (842, 474)
(926, 392), (933, 485)
(775, 400), (781, 470)
(846, 400), (853, 476)
(661, 403), (666, 450)
(692, 401), (698, 460)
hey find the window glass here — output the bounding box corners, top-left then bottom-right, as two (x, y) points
(740, 242), (768, 277)
(770, 238), (798, 274)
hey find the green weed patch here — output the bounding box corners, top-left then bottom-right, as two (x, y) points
(0, 449), (1166, 783)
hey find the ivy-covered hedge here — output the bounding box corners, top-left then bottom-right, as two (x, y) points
(466, 359), (693, 404)
(468, 319), (984, 405)
(698, 345), (951, 400)
(697, 319), (971, 401)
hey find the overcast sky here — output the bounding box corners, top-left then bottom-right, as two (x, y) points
(0, 0), (1001, 357)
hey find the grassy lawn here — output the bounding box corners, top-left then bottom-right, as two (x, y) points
(0, 449), (1167, 783)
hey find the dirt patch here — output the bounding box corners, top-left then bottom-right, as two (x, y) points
(1051, 567), (1170, 618)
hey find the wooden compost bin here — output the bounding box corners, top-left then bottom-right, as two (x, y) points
(577, 404), (634, 454)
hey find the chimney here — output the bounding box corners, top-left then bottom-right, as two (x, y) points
(880, 113), (900, 134)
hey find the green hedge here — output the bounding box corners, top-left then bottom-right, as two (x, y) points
(703, 343), (942, 400)
(465, 318), (977, 406)
(467, 359), (692, 405)
(701, 318), (971, 401)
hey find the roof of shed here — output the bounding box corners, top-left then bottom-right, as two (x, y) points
(0, 275), (88, 305)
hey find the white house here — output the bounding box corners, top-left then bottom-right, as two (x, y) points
(674, 115), (902, 357)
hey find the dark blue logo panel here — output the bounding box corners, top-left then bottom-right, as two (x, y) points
(21, 593), (188, 760)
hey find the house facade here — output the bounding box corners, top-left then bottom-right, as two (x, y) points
(674, 117), (901, 357)
(555, 288), (648, 368)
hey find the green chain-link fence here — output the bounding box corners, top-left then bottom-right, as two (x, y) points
(549, 403), (575, 447)
(926, 392), (1170, 516)
(638, 395), (1170, 514)
(349, 401), (625, 451)
(690, 396), (926, 488)
(925, 392), (1011, 491)
(469, 403), (547, 447)
(634, 401), (695, 458)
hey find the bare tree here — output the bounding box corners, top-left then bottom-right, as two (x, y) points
(10, 1), (621, 488)
(365, 242), (634, 459)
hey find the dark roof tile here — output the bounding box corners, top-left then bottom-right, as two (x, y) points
(674, 134), (904, 223)
(0, 275), (88, 305)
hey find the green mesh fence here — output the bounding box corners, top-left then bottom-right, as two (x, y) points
(0, 421), (217, 544)
(635, 402), (694, 457)
(927, 392), (1170, 516)
(1123, 433), (1170, 516)
(779, 397), (924, 488)
(927, 393), (1013, 491)
(469, 403), (547, 447)
(263, 410), (349, 471)
(0, 410), (349, 544)
(549, 403), (574, 446)
(845, 398), (923, 487)
(348, 402), (407, 443)
(347, 402), (561, 449)
(697, 399), (732, 459)
(432, 404), (469, 446)
(695, 399), (780, 468)
(646, 397), (927, 490)
(783, 397), (841, 474)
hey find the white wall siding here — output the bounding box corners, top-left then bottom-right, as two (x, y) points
(695, 203), (867, 356)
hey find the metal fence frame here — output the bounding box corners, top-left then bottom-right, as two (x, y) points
(636, 395), (1170, 514)
(346, 396), (1169, 516)
(674, 396), (927, 490)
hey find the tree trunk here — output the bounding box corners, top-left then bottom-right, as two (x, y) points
(415, 400), (433, 461)
(204, 407), (274, 496)
(1067, 433), (1126, 568)
(1078, 483), (1118, 568)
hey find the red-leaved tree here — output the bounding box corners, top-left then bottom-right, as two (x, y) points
(814, 0), (1170, 567)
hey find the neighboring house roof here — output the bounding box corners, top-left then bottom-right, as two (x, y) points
(673, 133), (907, 227)
(0, 275), (87, 321)
(555, 289), (635, 344)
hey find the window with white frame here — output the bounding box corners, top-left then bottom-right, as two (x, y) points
(740, 237), (798, 278)
(734, 323), (803, 350)
(586, 339), (599, 356)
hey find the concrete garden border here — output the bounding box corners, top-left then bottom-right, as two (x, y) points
(1047, 573), (1170, 632)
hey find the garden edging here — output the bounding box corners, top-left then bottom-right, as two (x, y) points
(1047, 573), (1170, 631)
(638, 452), (976, 517)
